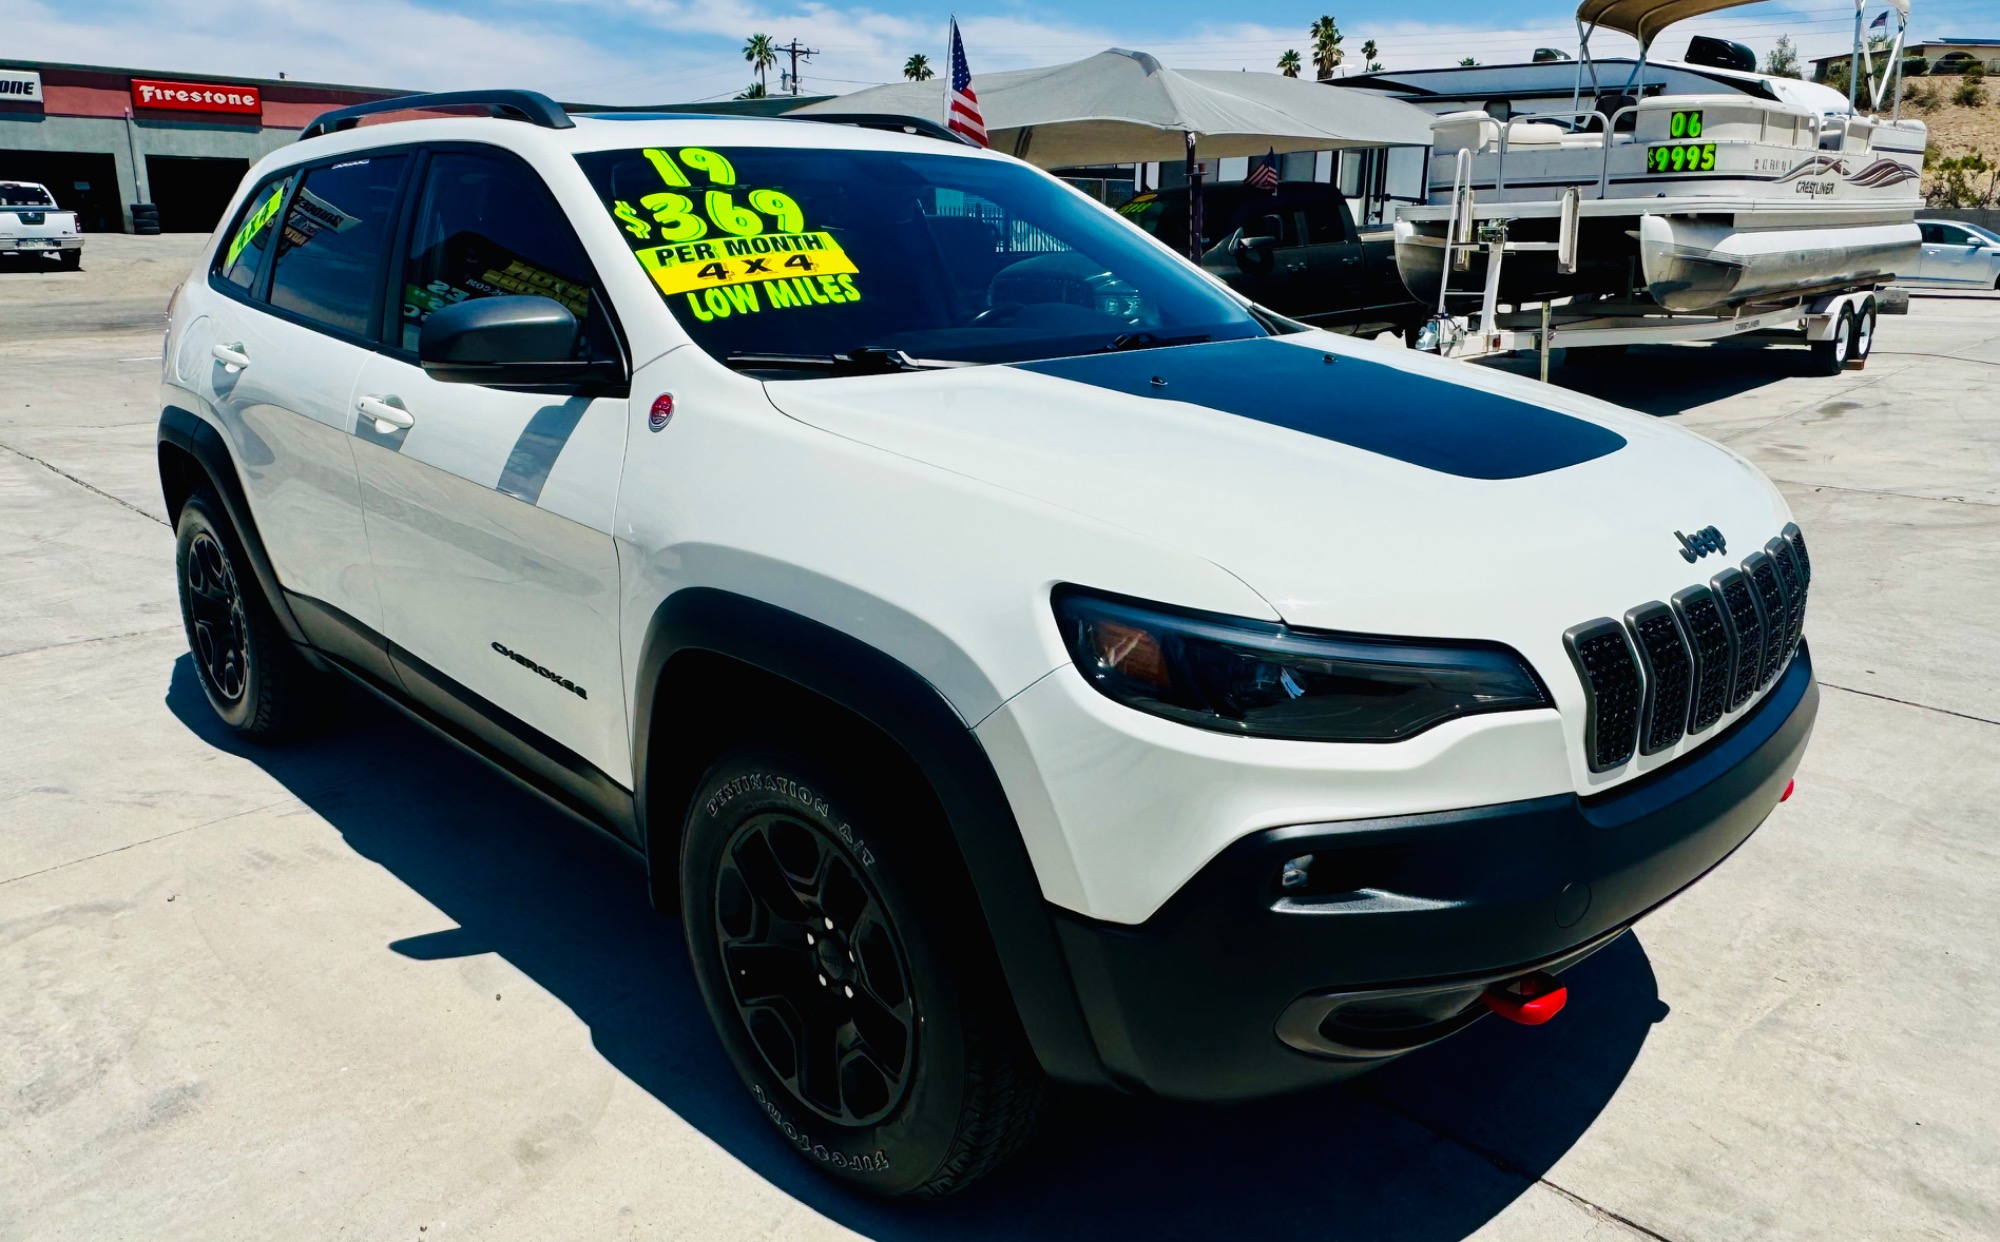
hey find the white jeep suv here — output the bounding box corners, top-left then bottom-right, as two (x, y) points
(157, 91), (1818, 1197)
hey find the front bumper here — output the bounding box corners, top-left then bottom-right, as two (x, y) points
(1050, 643), (1818, 1102)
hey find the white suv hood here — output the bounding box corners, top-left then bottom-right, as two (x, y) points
(763, 331), (1793, 780)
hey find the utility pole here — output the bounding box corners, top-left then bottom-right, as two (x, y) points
(779, 39), (819, 95)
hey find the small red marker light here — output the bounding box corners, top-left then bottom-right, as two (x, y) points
(648, 393), (675, 431)
(1482, 971), (1568, 1026)
(1781, 779), (1795, 802)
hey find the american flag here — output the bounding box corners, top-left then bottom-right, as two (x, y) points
(947, 19), (987, 147)
(1868, 10), (1887, 30)
(1247, 148), (1279, 191)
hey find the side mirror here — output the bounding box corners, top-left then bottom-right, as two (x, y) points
(418, 295), (622, 388)
(1232, 217), (1284, 272)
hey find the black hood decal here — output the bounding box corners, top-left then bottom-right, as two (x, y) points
(1011, 338), (1625, 480)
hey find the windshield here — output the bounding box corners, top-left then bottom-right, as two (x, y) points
(0, 184), (56, 207)
(575, 145), (1266, 372)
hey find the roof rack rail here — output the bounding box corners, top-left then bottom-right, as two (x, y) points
(794, 113), (977, 147)
(299, 90), (573, 141)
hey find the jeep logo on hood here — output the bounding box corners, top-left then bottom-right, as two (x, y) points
(1676, 525), (1726, 562)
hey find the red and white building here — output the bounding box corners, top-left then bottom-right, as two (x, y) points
(0, 60), (402, 232)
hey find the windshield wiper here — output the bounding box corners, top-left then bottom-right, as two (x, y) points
(1103, 332), (1211, 353)
(723, 347), (963, 375)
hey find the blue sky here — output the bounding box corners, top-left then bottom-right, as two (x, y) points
(8, 0), (1995, 103)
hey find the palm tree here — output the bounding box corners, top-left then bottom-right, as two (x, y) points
(1277, 49), (1302, 78)
(904, 53), (935, 81)
(737, 81), (768, 99)
(1458, 56), (1479, 67)
(743, 33), (777, 94)
(1310, 16), (1344, 81)
(1361, 39), (1382, 72)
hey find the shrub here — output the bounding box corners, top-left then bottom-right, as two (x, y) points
(1902, 55), (1928, 77)
(1954, 78), (1988, 107)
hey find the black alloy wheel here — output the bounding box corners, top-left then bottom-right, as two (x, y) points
(715, 810), (916, 1127)
(173, 488), (328, 738)
(185, 528), (251, 705)
(682, 750), (1047, 1197)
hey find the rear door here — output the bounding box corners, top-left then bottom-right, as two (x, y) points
(191, 154), (410, 676)
(349, 145), (635, 800)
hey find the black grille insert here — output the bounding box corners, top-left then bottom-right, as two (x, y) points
(1671, 585), (1732, 735)
(1625, 602), (1692, 755)
(1767, 537), (1808, 659)
(1745, 552), (1787, 687)
(1782, 522), (1810, 586)
(1564, 619), (1642, 772)
(1711, 567), (1764, 711)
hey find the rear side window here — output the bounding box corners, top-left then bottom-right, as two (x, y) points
(1919, 223), (1942, 244)
(397, 149), (612, 358)
(267, 155), (409, 337)
(214, 172), (293, 293)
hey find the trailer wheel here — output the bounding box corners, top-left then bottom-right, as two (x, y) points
(1809, 307), (1854, 376)
(1852, 297), (1876, 361)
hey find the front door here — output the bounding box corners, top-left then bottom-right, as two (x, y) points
(350, 146), (634, 800)
(1925, 223), (1985, 287)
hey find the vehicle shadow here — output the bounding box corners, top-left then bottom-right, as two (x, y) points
(1474, 341), (1818, 417)
(168, 656), (1665, 1241)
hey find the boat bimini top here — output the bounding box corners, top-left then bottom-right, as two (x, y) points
(1576, 0), (1913, 117)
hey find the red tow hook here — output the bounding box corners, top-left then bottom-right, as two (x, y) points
(1481, 970), (1568, 1026)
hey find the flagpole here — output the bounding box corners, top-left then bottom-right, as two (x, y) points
(945, 16), (954, 132)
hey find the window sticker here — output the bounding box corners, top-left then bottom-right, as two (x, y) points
(224, 183), (285, 269)
(606, 147), (864, 321)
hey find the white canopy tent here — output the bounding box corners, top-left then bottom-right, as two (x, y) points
(794, 48), (1435, 168)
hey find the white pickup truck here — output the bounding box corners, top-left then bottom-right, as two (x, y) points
(0, 181), (83, 269)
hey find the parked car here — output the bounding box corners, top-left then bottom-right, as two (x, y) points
(1117, 180), (1426, 335)
(1909, 219), (2000, 289)
(0, 181), (83, 269)
(159, 93), (1818, 1197)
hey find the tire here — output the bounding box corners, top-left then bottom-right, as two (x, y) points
(57, 250), (80, 271)
(1809, 307), (1855, 376)
(1852, 296), (1876, 361)
(173, 489), (327, 738)
(681, 748), (1045, 1198)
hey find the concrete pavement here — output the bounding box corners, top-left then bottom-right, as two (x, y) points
(2, 236), (1996, 1240)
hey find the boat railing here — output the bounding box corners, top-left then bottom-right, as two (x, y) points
(1492, 108), (1632, 199)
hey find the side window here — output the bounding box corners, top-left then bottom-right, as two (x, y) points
(398, 150), (612, 358)
(1938, 225), (1971, 247)
(213, 172), (294, 294)
(1307, 201), (1349, 245)
(1919, 223), (1944, 244)
(267, 154), (409, 338)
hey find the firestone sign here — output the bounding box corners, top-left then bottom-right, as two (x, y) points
(131, 78), (262, 115)
(0, 69), (43, 103)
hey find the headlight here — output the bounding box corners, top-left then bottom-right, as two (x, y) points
(1052, 588), (1550, 742)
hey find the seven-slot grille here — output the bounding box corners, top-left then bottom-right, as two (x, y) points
(1564, 523), (1810, 773)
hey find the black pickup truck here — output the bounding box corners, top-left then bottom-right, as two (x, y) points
(1116, 181), (1424, 337)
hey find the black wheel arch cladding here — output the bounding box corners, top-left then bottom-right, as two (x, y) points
(158, 404), (316, 654)
(634, 587), (1108, 1089)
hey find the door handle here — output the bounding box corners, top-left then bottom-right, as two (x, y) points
(357, 394), (415, 432)
(211, 342), (250, 372)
